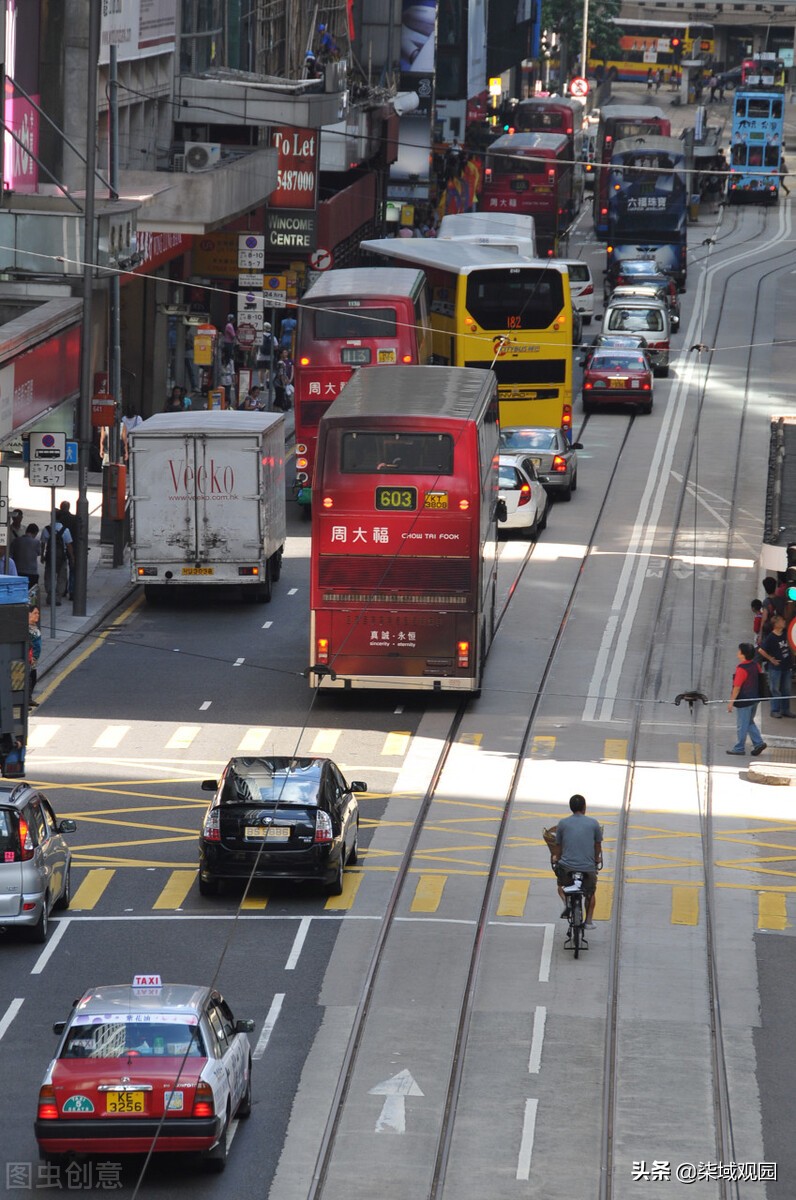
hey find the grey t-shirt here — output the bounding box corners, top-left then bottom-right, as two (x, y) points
(555, 812), (602, 871)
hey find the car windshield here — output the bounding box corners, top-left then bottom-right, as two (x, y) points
(62, 1018), (205, 1059)
(591, 353), (647, 371)
(500, 429), (556, 451)
(607, 308), (664, 333)
(223, 764), (320, 807)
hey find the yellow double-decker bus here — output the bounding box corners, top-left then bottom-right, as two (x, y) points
(359, 239), (575, 436)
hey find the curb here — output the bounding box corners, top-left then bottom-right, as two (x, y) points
(38, 584), (138, 681)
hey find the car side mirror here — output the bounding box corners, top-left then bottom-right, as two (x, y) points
(53, 1021), (66, 1034)
(236, 1018), (255, 1034)
(201, 779), (218, 791)
(578, 358), (586, 367)
(350, 781), (368, 793)
(496, 499), (508, 523)
(571, 442), (584, 450)
(58, 819), (77, 834)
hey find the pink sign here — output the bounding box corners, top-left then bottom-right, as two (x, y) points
(3, 91), (39, 194)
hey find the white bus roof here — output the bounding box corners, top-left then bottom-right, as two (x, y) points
(438, 212), (536, 239)
(360, 238), (563, 275)
(302, 267), (425, 302)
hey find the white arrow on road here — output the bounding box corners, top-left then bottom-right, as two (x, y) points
(368, 1069), (424, 1133)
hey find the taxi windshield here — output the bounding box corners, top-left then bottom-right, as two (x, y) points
(62, 1019), (205, 1058)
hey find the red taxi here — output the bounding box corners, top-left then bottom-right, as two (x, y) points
(582, 348), (653, 414)
(35, 976), (254, 1173)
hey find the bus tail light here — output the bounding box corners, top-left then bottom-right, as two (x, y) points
(202, 808), (221, 842)
(316, 638), (329, 664)
(402, 354), (412, 363)
(193, 1083), (215, 1118)
(485, 168), (492, 183)
(299, 356), (311, 366)
(296, 456), (309, 470)
(548, 168), (555, 182)
(322, 496), (333, 509)
(296, 443), (307, 455)
(457, 641), (470, 669)
(458, 499), (470, 511)
(562, 405), (572, 434)
(518, 482), (532, 506)
(551, 455), (568, 473)
(600, 207), (608, 218)
(37, 1086), (59, 1121)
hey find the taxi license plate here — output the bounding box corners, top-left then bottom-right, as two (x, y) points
(106, 1092), (145, 1114)
(245, 826), (291, 841)
(182, 567), (214, 576)
(609, 378), (628, 389)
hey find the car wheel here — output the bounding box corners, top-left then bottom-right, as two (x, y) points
(204, 1110), (229, 1173)
(571, 471), (578, 493)
(560, 484), (573, 502)
(270, 550), (283, 582)
(582, 397), (593, 414)
(237, 1060), (253, 1118)
(526, 515), (538, 540)
(583, 315), (592, 325)
(655, 365), (670, 378)
(640, 401), (653, 415)
(539, 502), (548, 533)
(29, 899), (48, 944)
(256, 560), (272, 603)
(326, 853), (345, 896)
(54, 865), (71, 912)
(348, 819), (359, 865)
(198, 874), (220, 898)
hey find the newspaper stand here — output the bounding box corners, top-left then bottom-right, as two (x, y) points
(0, 575), (30, 777)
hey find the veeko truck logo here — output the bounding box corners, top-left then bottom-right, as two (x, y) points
(166, 458), (236, 498)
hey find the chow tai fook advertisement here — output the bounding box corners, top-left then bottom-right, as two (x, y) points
(318, 514), (470, 555)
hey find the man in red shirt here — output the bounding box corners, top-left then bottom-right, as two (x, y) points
(727, 643), (766, 756)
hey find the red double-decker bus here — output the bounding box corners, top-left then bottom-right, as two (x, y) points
(309, 365), (500, 693)
(481, 132), (583, 254)
(293, 268), (432, 508)
(592, 105), (671, 238)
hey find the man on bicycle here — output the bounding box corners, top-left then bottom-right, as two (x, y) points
(550, 795), (603, 928)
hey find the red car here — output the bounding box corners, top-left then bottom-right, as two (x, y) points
(582, 349), (653, 414)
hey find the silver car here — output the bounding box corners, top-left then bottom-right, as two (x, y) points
(499, 426), (582, 501)
(0, 783), (76, 942)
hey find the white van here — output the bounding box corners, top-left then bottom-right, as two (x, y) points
(601, 297), (671, 377)
(560, 260), (595, 325)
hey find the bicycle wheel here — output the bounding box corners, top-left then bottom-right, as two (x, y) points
(572, 897), (583, 958)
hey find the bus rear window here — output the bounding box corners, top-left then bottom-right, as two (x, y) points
(314, 308), (397, 339)
(341, 432), (454, 475)
(466, 269), (565, 330)
(488, 155), (545, 176)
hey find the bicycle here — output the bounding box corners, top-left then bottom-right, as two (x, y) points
(561, 871), (589, 958)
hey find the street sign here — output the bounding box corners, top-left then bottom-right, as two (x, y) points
(30, 461), (66, 487)
(263, 274), (287, 305)
(238, 272), (264, 289)
(30, 431), (66, 461)
(238, 233), (265, 271)
(309, 247), (333, 271)
(237, 323), (257, 348)
(570, 76), (589, 97)
(66, 440), (77, 465)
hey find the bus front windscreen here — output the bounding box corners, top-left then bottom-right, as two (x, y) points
(465, 268), (565, 330)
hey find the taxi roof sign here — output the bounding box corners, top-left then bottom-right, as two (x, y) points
(132, 974), (162, 988)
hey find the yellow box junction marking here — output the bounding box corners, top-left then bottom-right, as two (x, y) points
(758, 892), (788, 930)
(241, 890), (269, 910)
(325, 871), (364, 910)
(604, 739), (628, 761)
(497, 879), (529, 917)
(310, 729), (341, 754)
(531, 736), (556, 758)
(165, 726), (202, 750)
(237, 728), (272, 754)
(671, 885), (700, 925)
(678, 742), (703, 766)
(382, 731), (411, 755)
(457, 731), (483, 747)
(71, 869), (114, 910)
(593, 882), (613, 922)
(410, 875), (446, 912)
(153, 871), (196, 910)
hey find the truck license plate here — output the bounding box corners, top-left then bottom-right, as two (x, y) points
(182, 567), (214, 575)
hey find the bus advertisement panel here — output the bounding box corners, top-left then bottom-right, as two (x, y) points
(309, 366), (500, 693)
(588, 19), (714, 83)
(293, 268), (432, 506)
(359, 238), (575, 436)
(593, 105), (671, 238)
(482, 132), (583, 254)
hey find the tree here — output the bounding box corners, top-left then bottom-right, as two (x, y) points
(541, 0), (622, 78)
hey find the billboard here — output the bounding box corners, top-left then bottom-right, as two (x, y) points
(100, 0), (176, 64)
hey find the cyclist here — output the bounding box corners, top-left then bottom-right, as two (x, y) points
(550, 794), (603, 929)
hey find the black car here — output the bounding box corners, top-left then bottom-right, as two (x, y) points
(198, 757), (366, 896)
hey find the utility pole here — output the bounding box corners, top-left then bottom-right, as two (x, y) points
(73, 0), (101, 616)
(581, 0), (590, 81)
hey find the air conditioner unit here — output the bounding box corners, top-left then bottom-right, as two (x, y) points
(184, 142), (222, 172)
(172, 154), (186, 173)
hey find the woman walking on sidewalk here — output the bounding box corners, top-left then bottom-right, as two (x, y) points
(28, 605), (41, 708)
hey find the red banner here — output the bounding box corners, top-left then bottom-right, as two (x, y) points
(269, 127), (318, 210)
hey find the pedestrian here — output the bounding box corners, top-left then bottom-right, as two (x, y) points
(717, 76), (725, 102)
(28, 604), (41, 707)
(9, 509), (23, 540)
(760, 575), (784, 639)
(0, 542), (18, 575)
(727, 642), (767, 756)
(272, 348), (293, 411)
(10, 523), (40, 598)
(779, 156), (790, 196)
(255, 323), (276, 388)
(165, 386), (184, 413)
(40, 516), (74, 606)
(222, 313), (237, 365)
(237, 384), (262, 411)
(758, 614), (795, 718)
(751, 598), (764, 644)
(58, 501), (77, 600)
(646, 67), (654, 92)
(655, 68), (663, 93)
(318, 22), (339, 59)
(708, 74), (718, 102)
(279, 312), (297, 353)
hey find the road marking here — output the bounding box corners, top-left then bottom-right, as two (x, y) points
(678, 742), (702, 765)
(457, 731), (482, 746)
(262, 621), (273, 628)
(382, 731), (411, 755)
(237, 727), (272, 754)
(200, 701), (212, 711)
(71, 869), (114, 909)
(165, 726), (202, 750)
(497, 879), (529, 917)
(604, 739), (628, 761)
(671, 885), (700, 925)
(517, 1098), (539, 1180)
(311, 729), (341, 754)
(410, 875), (445, 912)
(233, 657), (245, 667)
(394, 705), (404, 714)
(0, 999), (24, 1042)
(759, 892), (788, 930)
(539, 924), (553, 982)
(531, 736), (556, 758)
(369, 1069), (423, 1134)
(528, 1007), (546, 1074)
(241, 891), (269, 910)
(325, 871), (364, 911)
(32, 918), (71, 974)
(94, 726), (130, 749)
(288, 588), (298, 595)
(285, 916), (311, 969)
(253, 993), (284, 1060)
(594, 882), (613, 921)
(28, 724), (60, 749)
(153, 871), (195, 910)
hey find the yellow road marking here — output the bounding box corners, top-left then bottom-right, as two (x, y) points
(325, 871), (364, 910)
(71, 869), (114, 909)
(410, 875), (446, 912)
(758, 892), (788, 930)
(94, 726), (131, 749)
(28, 725), (60, 749)
(604, 739), (628, 761)
(497, 879), (529, 916)
(382, 731), (411, 756)
(241, 891), (269, 910)
(671, 885), (700, 925)
(310, 729), (341, 754)
(153, 871), (196, 909)
(457, 732), (483, 746)
(37, 593), (144, 704)
(531, 736), (556, 758)
(165, 726), (202, 750)
(678, 742), (702, 765)
(594, 882), (613, 921)
(237, 728), (272, 754)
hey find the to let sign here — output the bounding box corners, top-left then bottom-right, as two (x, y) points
(269, 127), (318, 210)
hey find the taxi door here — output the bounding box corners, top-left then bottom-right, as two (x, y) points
(206, 997), (247, 1113)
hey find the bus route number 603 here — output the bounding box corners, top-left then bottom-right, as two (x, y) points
(375, 486), (417, 511)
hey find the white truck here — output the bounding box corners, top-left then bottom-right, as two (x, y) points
(129, 411), (286, 603)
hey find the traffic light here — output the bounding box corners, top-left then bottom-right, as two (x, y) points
(787, 543), (796, 602)
(671, 36), (682, 65)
